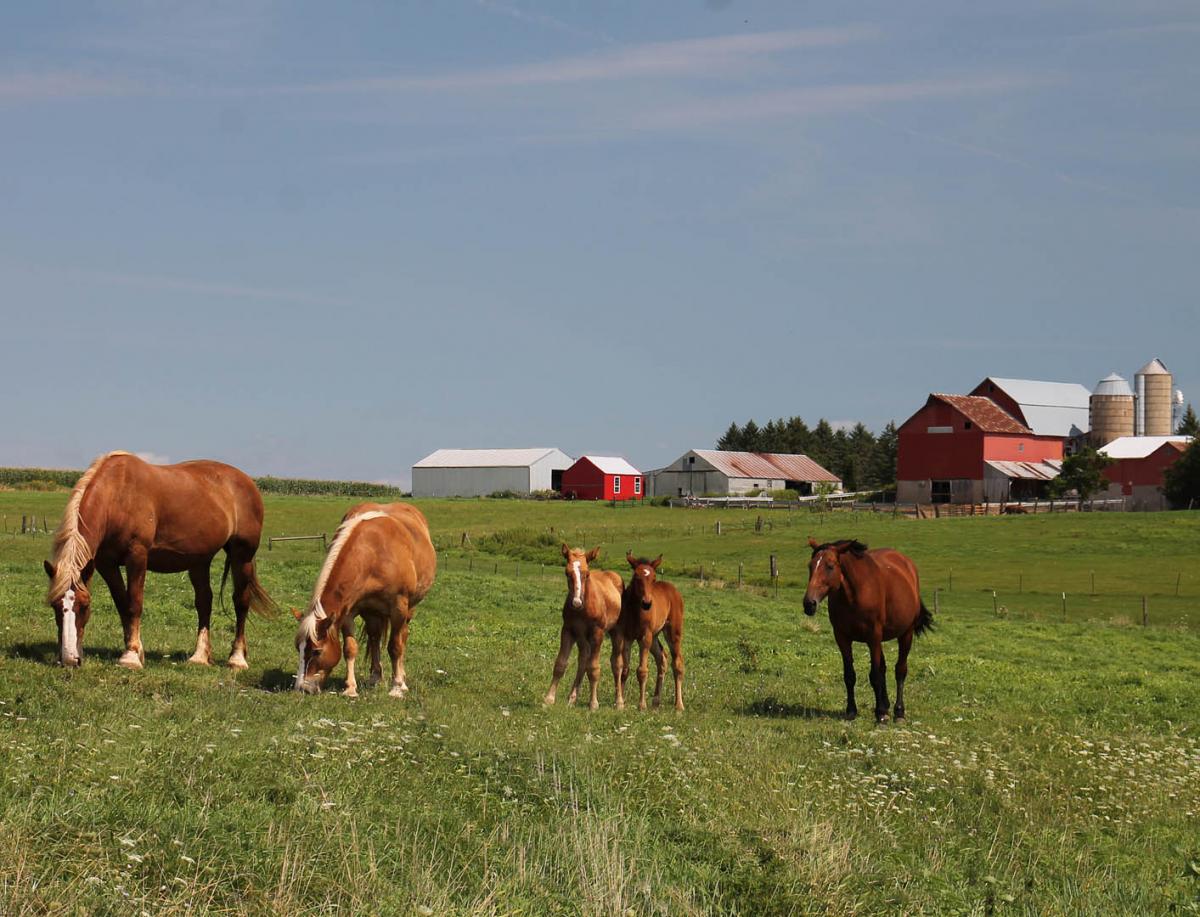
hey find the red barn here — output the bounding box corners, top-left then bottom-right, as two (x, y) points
(897, 394), (1065, 504)
(561, 456), (643, 501)
(1099, 436), (1192, 510)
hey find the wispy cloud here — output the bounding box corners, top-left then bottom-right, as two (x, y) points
(0, 71), (143, 101)
(279, 27), (879, 94)
(635, 74), (1042, 130)
(475, 0), (614, 45)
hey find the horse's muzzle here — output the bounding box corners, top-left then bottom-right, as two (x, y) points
(61, 653), (81, 668)
(641, 600), (652, 611)
(802, 598), (818, 616)
(294, 677), (321, 695)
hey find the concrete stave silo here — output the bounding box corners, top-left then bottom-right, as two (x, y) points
(1135, 358), (1173, 436)
(1089, 373), (1135, 448)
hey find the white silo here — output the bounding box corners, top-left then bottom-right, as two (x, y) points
(1134, 358), (1173, 436)
(1175, 389), (1186, 432)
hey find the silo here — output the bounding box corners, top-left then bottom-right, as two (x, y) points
(1089, 373), (1134, 447)
(1174, 389), (1186, 432)
(1134, 358), (1173, 436)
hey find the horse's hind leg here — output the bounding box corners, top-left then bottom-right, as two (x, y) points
(834, 629), (857, 720)
(585, 626), (606, 711)
(365, 616), (385, 687)
(341, 619), (359, 698)
(894, 629), (914, 722)
(227, 553), (255, 669)
(187, 561), (214, 665)
(544, 625), (574, 705)
(868, 638), (891, 724)
(666, 624), (685, 712)
(117, 547), (148, 670)
(387, 598), (411, 698)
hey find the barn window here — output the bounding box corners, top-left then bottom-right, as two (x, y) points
(613, 475), (621, 494)
(964, 421), (973, 430)
(1018, 443), (1024, 453)
(634, 477), (641, 495)
(931, 480), (951, 504)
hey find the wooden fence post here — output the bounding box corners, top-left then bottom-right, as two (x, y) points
(934, 588), (939, 615)
(1142, 596), (1148, 626)
(1062, 592), (1067, 621)
(738, 562), (743, 588)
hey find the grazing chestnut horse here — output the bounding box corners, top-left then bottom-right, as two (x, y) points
(43, 451), (274, 670)
(294, 503), (436, 697)
(803, 538), (933, 723)
(613, 553), (685, 711)
(543, 545), (626, 710)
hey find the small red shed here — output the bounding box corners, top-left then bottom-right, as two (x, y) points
(1099, 436), (1192, 510)
(561, 456), (643, 501)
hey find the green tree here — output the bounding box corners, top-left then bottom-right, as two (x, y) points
(741, 419), (762, 451)
(717, 422), (742, 451)
(867, 421), (899, 490)
(1048, 447), (1113, 505)
(1177, 403), (1199, 437)
(1162, 440), (1200, 508)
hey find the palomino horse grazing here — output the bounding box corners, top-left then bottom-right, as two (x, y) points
(543, 545), (626, 710)
(294, 503), (436, 697)
(44, 451), (274, 670)
(613, 553), (685, 711)
(802, 538), (933, 723)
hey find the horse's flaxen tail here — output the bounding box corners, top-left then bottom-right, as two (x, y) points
(219, 554), (280, 619)
(914, 601), (935, 637)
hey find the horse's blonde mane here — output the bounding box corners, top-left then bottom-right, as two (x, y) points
(47, 451), (131, 602)
(307, 510), (389, 614)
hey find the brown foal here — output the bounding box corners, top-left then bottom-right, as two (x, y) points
(613, 553), (685, 711)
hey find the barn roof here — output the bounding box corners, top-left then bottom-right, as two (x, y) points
(575, 455), (641, 476)
(414, 448), (572, 468)
(930, 394), (1032, 434)
(1098, 436), (1191, 460)
(979, 378), (1092, 437)
(692, 450), (841, 483)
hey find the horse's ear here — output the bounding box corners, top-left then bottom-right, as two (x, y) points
(586, 546), (601, 562)
(651, 555), (662, 570)
(807, 536), (819, 550)
(43, 560), (55, 580)
(291, 606), (302, 620)
(561, 543), (570, 559)
(626, 551), (637, 568)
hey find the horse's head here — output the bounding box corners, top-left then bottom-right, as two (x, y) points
(803, 537), (867, 615)
(562, 544), (600, 609)
(293, 604), (341, 694)
(44, 559), (94, 667)
(626, 552), (662, 611)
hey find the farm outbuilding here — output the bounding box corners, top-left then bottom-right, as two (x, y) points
(560, 456), (643, 501)
(897, 394), (1065, 504)
(1099, 435), (1192, 510)
(411, 448), (573, 498)
(649, 449), (840, 498)
(969, 377), (1092, 441)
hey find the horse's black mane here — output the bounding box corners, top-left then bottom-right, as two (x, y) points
(812, 539), (869, 557)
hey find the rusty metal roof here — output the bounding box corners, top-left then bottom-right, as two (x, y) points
(931, 394), (1032, 434)
(692, 450), (841, 483)
(985, 459), (1063, 481)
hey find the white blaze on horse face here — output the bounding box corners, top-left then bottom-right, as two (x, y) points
(61, 589), (79, 664)
(571, 561), (583, 609)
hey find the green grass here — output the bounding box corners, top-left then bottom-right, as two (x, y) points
(1, 493), (1198, 914)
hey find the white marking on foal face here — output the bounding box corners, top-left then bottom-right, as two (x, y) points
(571, 561), (583, 608)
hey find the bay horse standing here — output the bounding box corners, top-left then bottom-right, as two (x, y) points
(613, 553), (685, 711)
(294, 503), (436, 697)
(802, 538), (933, 723)
(543, 545), (626, 710)
(43, 451), (275, 670)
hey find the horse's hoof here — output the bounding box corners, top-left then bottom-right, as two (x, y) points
(615, 701), (625, 711)
(675, 704), (684, 713)
(589, 701), (599, 711)
(187, 652), (211, 666)
(845, 710), (858, 721)
(227, 654), (249, 671)
(388, 685), (407, 698)
(342, 687), (358, 698)
(652, 697), (662, 709)
(117, 651), (143, 670)
(875, 714), (890, 726)
(367, 674), (382, 687)
(638, 702), (648, 711)
(543, 694), (556, 706)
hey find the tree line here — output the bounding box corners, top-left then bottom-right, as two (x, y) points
(716, 417), (898, 492)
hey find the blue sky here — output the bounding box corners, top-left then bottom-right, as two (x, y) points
(2, 1), (1197, 485)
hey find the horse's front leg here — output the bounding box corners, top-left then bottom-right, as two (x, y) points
(187, 561), (214, 665)
(868, 638), (890, 724)
(611, 633), (627, 710)
(649, 634), (666, 708)
(636, 632), (652, 711)
(544, 624), (574, 706)
(834, 629), (857, 720)
(117, 549), (148, 669)
(341, 619), (359, 698)
(585, 626), (605, 711)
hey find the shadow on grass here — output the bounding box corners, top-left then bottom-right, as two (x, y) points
(260, 668), (300, 692)
(8, 641), (175, 666)
(742, 695), (847, 720)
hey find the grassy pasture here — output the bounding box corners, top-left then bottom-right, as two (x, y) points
(0, 492), (1197, 915)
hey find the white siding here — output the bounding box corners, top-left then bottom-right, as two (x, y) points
(411, 466), (529, 497)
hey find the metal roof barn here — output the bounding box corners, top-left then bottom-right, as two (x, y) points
(411, 448), (573, 497)
(649, 449), (840, 498)
(970, 377), (1091, 438)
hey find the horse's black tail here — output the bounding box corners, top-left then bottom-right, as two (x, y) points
(218, 554), (279, 619)
(914, 601), (934, 637)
